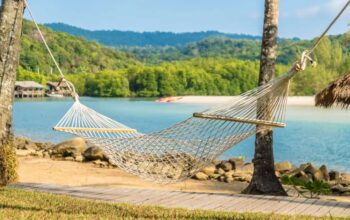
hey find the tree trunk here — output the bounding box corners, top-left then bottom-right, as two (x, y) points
(0, 0), (25, 186)
(242, 0), (287, 196)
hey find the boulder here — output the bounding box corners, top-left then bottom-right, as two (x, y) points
(201, 165), (216, 176)
(314, 165), (329, 181)
(224, 171), (235, 178)
(224, 176), (234, 183)
(15, 149), (35, 157)
(43, 151), (50, 158)
(64, 157), (75, 161)
(340, 174), (350, 186)
(52, 138), (88, 157)
(229, 157), (244, 169)
(275, 161), (293, 173)
(303, 163), (318, 176)
(215, 168), (225, 175)
(331, 184), (350, 194)
(216, 161), (233, 172)
(329, 170), (340, 181)
(83, 146), (108, 161)
(239, 163), (254, 175)
(193, 172), (208, 181)
(75, 155), (84, 162)
(14, 137), (39, 150)
(293, 170), (312, 183)
(93, 159), (109, 168)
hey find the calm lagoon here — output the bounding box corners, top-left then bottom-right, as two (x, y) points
(13, 97), (350, 172)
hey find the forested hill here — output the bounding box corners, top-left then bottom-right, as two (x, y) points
(121, 37), (311, 65)
(19, 20), (350, 98)
(45, 22), (262, 47)
(20, 20), (139, 74)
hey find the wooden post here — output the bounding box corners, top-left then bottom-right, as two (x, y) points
(0, 0), (26, 185)
(243, 0), (287, 196)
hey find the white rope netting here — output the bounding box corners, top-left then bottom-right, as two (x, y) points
(54, 68), (295, 183)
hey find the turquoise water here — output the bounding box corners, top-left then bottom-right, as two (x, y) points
(13, 97), (350, 172)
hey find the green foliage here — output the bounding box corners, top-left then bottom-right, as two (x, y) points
(280, 175), (305, 187)
(0, 144), (18, 186)
(281, 175), (331, 198)
(0, 188), (342, 219)
(303, 180), (331, 197)
(20, 20), (139, 75)
(18, 20), (350, 98)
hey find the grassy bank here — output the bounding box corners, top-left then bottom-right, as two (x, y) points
(0, 188), (347, 220)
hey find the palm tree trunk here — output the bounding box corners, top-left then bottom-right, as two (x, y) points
(0, 0), (25, 186)
(242, 0), (287, 196)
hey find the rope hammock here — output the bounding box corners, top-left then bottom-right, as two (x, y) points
(25, 0), (350, 183)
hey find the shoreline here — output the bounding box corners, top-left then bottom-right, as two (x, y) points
(169, 96), (315, 105)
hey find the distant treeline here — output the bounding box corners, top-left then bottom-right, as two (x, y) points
(18, 20), (350, 97)
(45, 23), (263, 47)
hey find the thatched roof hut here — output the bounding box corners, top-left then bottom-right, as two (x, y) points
(315, 73), (350, 109)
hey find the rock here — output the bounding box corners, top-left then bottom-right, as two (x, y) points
(239, 163), (253, 175)
(64, 157), (75, 161)
(341, 174), (350, 182)
(15, 149), (35, 157)
(293, 170), (312, 183)
(275, 171), (281, 178)
(194, 172), (208, 181)
(303, 163), (318, 176)
(219, 176), (225, 182)
(229, 157), (244, 169)
(75, 155), (84, 162)
(201, 165), (216, 176)
(83, 146), (107, 161)
(331, 184), (350, 194)
(14, 137), (38, 150)
(329, 171), (340, 181)
(216, 161), (233, 172)
(275, 161), (293, 173)
(93, 159), (109, 168)
(224, 176), (234, 183)
(211, 160), (221, 166)
(43, 151), (50, 158)
(52, 138), (88, 157)
(30, 150), (43, 157)
(209, 173), (221, 180)
(35, 142), (54, 150)
(314, 165), (329, 181)
(215, 168), (225, 175)
(224, 171), (235, 179)
(320, 165), (329, 180)
(233, 175), (252, 182)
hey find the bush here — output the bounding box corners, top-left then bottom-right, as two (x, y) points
(0, 143), (18, 186)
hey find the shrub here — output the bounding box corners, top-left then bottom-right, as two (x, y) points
(0, 143), (18, 186)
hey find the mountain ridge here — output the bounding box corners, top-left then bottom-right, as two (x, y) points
(45, 22), (267, 47)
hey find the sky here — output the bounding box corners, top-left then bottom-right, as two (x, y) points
(22, 0), (350, 39)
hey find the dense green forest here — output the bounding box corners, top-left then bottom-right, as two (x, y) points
(18, 20), (350, 97)
(45, 23), (263, 47)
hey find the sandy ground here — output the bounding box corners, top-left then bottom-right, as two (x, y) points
(18, 157), (247, 194)
(17, 157), (350, 202)
(171, 96), (315, 105)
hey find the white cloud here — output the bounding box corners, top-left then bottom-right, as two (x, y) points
(293, 0), (349, 19)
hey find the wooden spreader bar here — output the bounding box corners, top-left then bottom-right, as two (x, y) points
(193, 113), (286, 128)
(53, 127), (137, 133)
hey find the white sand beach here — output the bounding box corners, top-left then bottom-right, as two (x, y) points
(171, 96), (315, 106)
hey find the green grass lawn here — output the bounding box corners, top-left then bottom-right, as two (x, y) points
(0, 188), (348, 220)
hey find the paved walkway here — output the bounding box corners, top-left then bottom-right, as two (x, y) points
(14, 183), (350, 217)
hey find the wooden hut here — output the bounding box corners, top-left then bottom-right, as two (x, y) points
(14, 81), (45, 98)
(46, 81), (72, 97)
(315, 73), (350, 109)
